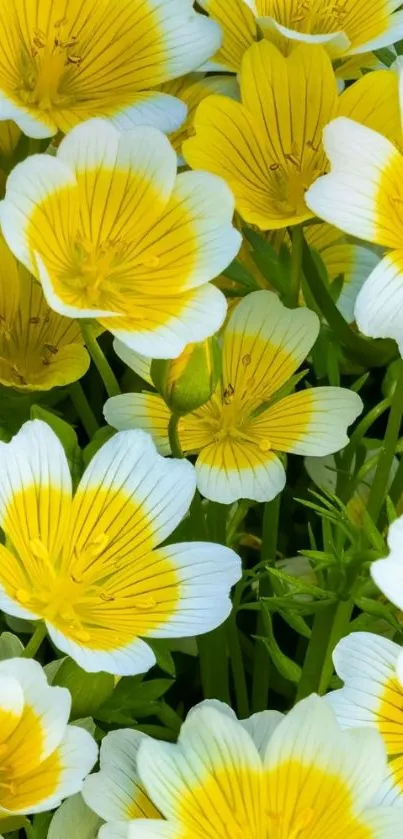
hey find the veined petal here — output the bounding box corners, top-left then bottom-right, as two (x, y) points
(137, 705), (264, 827)
(195, 439), (286, 504)
(249, 387), (363, 456)
(0, 676), (24, 742)
(65, 429), (196, 571)
(112, 340), (152, 385)
(142, 542), (241, 638)
(2, 724), (97, 815)
(338, 69), (401, 148)
(371, 515), (403, 611)
(355, 251), (403, 355)
(184, 42), (337, 230)
(322, 244), (379, 324)
(241, 711), (284, 758)
(306, 117), (403, 248)
(46, 629), (156, 678)
(0, 420), (72, 602)
(222, 290), (319, 413)
(258, 17), (350, 57)
(104, 284), (227, 359)
(82, 729), (159, 821)
(0, 155), (77, 276)
(120, 825), (179, 839)
(63, 92), (187, 136)
(264, 695), (388, 830)
(103, 394), (171, 456)
(198, 0), (257, 72)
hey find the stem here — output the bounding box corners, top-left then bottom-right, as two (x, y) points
(197, 501), (231, 704)
(296, 599), (353, 701)
(337, 398), (391, 502)
(390, 456), (403, 505)
(80, 322), (120, 398)
(227, 583), (249, 718)
(69, 382), (99, 438)
(288, 225), (303, 308)
(367, 359), (403, 523)
(22, 623), (47, 659)
(302, 240), (396, 368)
(251, 495), (280, 712)
(168, 413), (184, 458)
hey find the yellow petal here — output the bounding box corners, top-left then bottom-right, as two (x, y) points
(338, 69), (402, 148)
(198, 0), (257, 72)
(184, 42), (338, 229)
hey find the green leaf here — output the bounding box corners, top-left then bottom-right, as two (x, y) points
(48, 794), (101, 839)
(354, 597), (401, 630)
(30, 405), (83, 483)
(0, 632), (24, 659)
(53, 659), (114, 719)
(83, 425), (115, 466)
(0, 816), (30, 834)
(146, 639), (176, 676)
(255, 607), (301, 684)
(242, 227), (288, 294)
(221, 259), (259, 289)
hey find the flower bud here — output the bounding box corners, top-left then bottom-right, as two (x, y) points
(151, 337), (221, 415)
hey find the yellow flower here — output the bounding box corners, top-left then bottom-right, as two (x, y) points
(0, 235), (89, 390)
(104, 290), (362, 504)
(159, 74), (239, 161)
(329, 631), (403, 805)
(0, 119), (241, 358)
(184, 41), (339, 230)
(0, 0), (222, 138)
(126, 695), (401, 838)
(0, 658), (96, 815)
(0, 421), (241, 675)
(199, 0), (403, 72)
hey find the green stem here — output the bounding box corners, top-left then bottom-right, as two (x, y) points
(168, 413), (184, 458)
(80, 323), (120, 398)
(197, 501), (231, 704)
(302, 240), (396, 368)
(390, 455), (403, 505)
(288, 225), (303, 308)
(337, 398), (391, 502)
(296, 599), (353, 701)
(22, 623), (47, 659)
(367, 359), (403, 523)
(227, 585), (249, 717)
(251, 495), (280, 712)
(69, 382), (99, 438)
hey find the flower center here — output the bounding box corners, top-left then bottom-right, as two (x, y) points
(290, 0), (349, 33)
(268, 141), (326, 216)
(267, 807), (315, 839)
(18, 19), (81, 109)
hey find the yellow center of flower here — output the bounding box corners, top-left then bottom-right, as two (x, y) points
(267, 141), (327, 217)
(18, 19), (81, 109)
(287, 0), (349, 33)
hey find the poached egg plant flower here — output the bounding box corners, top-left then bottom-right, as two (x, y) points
(104, 290), (363, 504)
(100, 695), (403, 839)
(328, 631), (403, 806)
(0, 0), (222, 138)
(0, 118), (241, 358)
(0, 420), (241, 675)
(198, 0), (403, 73)
(0, 657), (97, 815)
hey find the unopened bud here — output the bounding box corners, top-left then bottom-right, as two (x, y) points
(151, 337), (222, 415)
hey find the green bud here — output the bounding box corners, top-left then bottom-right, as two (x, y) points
(151, 337), (222, 415)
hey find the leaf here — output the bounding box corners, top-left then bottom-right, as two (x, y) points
(83, 425), (115, 466)
(48, 795), (101, 839)
(30, 405), (83, 484)
(0, 632), (24, 659)
(254, 606), (302, 684)
(221, 259), (260, 289)
(53, 659), (114, 719)
(354, 597), (401, 630)
(146, 639), (176, 676)
(242, 227), (287, 294)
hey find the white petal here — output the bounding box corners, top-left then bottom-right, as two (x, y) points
(196, 443), (286, 504)
(48, 794), (102, 839)
(112, 340), (152, 385)
(110, 93), (187, 134)
(103, 394), (171, 457)
(355, 251), (403, 355)
(45, 625), (156, 677)
(83, 729), (149, 821)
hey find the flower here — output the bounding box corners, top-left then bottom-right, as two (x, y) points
(0, 118), (241, 358)
(0, 657), (97, 815)
(158, 74), (239, 162)
(0, 0), (222, 138)
(0, 234), (89, 390)
(0, 420), (241, 675)
(104, 290), (363, 504)
(107, 695), (401, 839)
(82, 729), (160, 828)
(199, 0), (403, 73)
(328, 631), (403, 806)
(184, 41), (339, 231)
(305, 107), (403, 353)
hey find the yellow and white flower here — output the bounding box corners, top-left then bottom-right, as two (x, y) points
(104, 290), (363, 504)
(0, 234), (89, 390)
(306, 94), (403, 354)
(328, 631), (403, 806)
(106, 695), (402, 839)
(0, 0), (222, 138)
(184, 41), (339, 230)
(199, 0), (403, 72)
(82, 729), (160, 827)
(0, 420), (241, 675)
(0, 118), (241, 358)
(0, 657), (97, 815)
